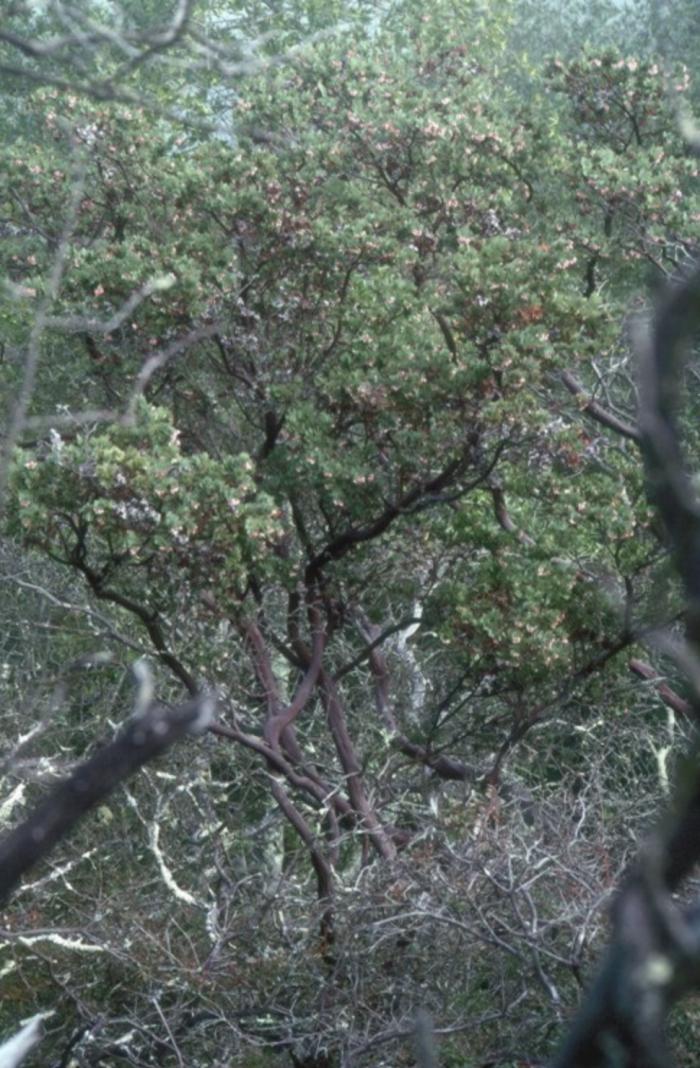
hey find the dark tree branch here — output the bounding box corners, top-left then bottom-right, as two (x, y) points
(333, 615), (423, 682)
(487, 475), (535, 545)
(305, 453), (467, 580)
(261, 606), (325, 748)
(0, 693), (213, 904)
(560, 370), (641, 443)
(74, 555), (197, 695)
(629, 657), (692, 720)
(319, 669), (397, 861)
(638, 265), (700, 646)
(551, 262), (700, 1066)
(306, 440), (510, 581)
(432, 310), (459, 358)
(209, 719), (353, 825)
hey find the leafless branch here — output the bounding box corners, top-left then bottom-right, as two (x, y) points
(0, 690), (214, 904)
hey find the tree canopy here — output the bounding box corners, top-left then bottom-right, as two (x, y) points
(2, 2), (700, 1066)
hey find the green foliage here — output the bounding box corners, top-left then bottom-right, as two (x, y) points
(2, 0), (687, 791)
(2, 0), (699, 1064)
(9, 402), (281, 602)
(2, 9), (675, 683)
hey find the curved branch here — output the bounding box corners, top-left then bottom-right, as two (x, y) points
(305, 452), (469, 581)
(628, 657), (692, 720)
(262, 604), (326, 748)
(76, 559), (197, 694)
(319, 670), (397, 861)
(269, 779), (334, 902)
(358, 614), (473, 782)
(487, 476), (535, 546)
(561, 370), (641, 443)
(333, 616), (423, 682)
(209, 719), (353, 826)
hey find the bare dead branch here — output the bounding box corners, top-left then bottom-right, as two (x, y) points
(629, 657), (692, 720)
(0, 692), (214, 904)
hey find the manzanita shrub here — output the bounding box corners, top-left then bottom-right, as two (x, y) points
(1, 1), (699, 1064)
